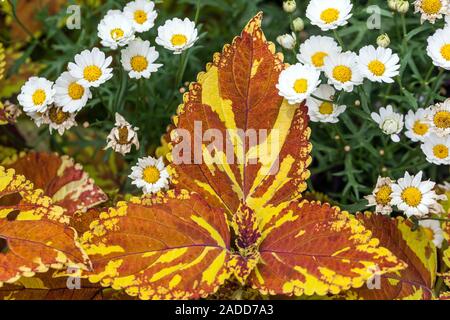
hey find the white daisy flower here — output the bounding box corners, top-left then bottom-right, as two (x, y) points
(391, 171), (438, 218)
(123, 0), (158, 33)
(97, 10), (135, 50)
(121, 38), (163, 79)
(17, 77), (55, 113)
(358, 46), (400, 83)
(405, 108), (431, 142)
(306, 84), (346, 123)
(30, 105), (77, 135)
(297, 35), (342, 70)
(426, 26), (450, 70)
(54, 72), (91, 113)
(323, 51), (363, 92)
(371, 105), (404, 142)
(427, 100), (450, 136)
(105, 113), (140, 155)
(276, 33), (296, 50)
(68, 47), (113, 88)
(414, 0), (449, 24)
(419, 219), (445, 248)
(306, 0), (353, 31)
(421, 133), (450, 165)
(276, 63), (321, 105)
(129, 156), (170, 194)
(364, 176), (395, 215)
(155, 18), (198, 54)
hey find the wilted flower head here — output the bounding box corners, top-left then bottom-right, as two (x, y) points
(105, 113), (140, 155)
(31, 105), (77, 135)
(0, 101), (22, 125)
(365, 176), (395, 215)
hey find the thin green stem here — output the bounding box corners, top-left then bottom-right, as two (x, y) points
(333, 30), (344, 49)
(423, 68), (445, 107)
(194, 0), (202, 24)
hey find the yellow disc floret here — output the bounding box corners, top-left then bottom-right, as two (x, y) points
(320, 8), (340, 24)
(143, 166), (160, 184)
(401, 187), (422, 207)
(130, 55), (149, 72)
(368, 60), (386, 76)
(293, 79), (308, 93)
(332, 65), (352, 83)
(68, 82), (85, 100)
(83, 66), (102, 82)
(32, 89), (46, 106)
(375, 185), (392, 205)
(171, 34), (188, 46)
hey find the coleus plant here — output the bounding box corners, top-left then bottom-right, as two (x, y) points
(0, 13), (448, 300)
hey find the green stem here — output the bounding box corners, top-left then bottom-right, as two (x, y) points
(311, 94), (333, 104)
(423, 68), (445, 107)
(194, 0), (202, 24)
(333, 30), (344, 49)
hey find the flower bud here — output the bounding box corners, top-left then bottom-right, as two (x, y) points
(292, 17), (304, 32)
(283, 0), (296, 13)
(396, 0), (409, 13)
(377, 34), (391, 48)
(276, 33), (296, 50)
(387, 0), (398, 10)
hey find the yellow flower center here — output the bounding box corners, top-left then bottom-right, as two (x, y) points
(368, 60), (386, 76)
(433, 144), (449, 159)
(420, 0), (442, 14)
(311, 51), (328, 67)
(110, 28), (124, 40)
(412, 121), (429, 136)
(320, 8), (340, 24)
(422, 227), (435, 241)
(68, 82), (85, 100)
(440, 44), (450, 61)
(83, 66), (102, 82)
(375, 185), (392, 205)
(117, 126), (130, 145)
(401, 187), (422, 207)
(48, 107), (70, 125)
(143, 166), (160, 184)
(293, 79), (308, 93)
(130, 55), (149, 72)
(433, 111), (450, 129)
(171, 34), (188, 46)
(32, 89), (46, 106)
(318, 102), (334, 115)
(134, 10), (148, 24)
(332, 65), (352, 83)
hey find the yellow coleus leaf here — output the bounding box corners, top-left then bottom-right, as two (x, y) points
(80, 190), (233, 300)
(341, 213), (437, 300)
(0, 166), (90, 287)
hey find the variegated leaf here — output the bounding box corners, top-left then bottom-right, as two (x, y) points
(342, 213), (437, 300)
(2, 152), (107, 216)
(168, 13), (311, 229)
(246, 201), (405, 296)
(0, 166), (90, 287)
(81, 190), (233, 300)
(0, 270), (104, 300)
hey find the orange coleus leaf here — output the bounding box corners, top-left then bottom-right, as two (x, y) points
(80, 190), (233, 300)
(245, 202), (405, 296)
(168, 13), (311, 227)
(0, 166), (90, 287)
(341, 213), (437, 300)
(82, 13), (405, 300)
(2, 152), (108, 216)
(0, 270), (104, 300)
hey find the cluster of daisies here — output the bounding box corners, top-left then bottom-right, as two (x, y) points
(277, 0), (402, 124)
(16, 0), (199, 195)
(277, 0), (450, 163)
(365, 171), (447, 247)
